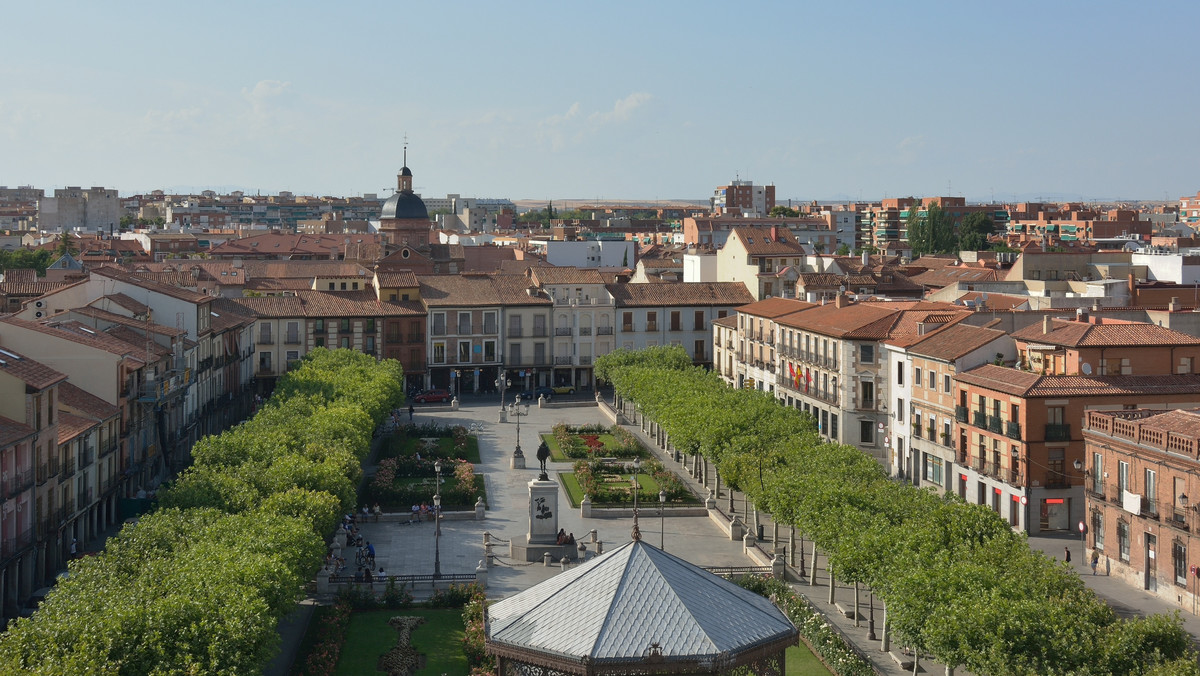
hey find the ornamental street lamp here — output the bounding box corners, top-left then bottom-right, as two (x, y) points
(433, 459), (443, 578)
(630, 457), (642, 541)
(496, 377), (511, 423)
(509, 398), (531, 466)
(658, 489), (667, 549)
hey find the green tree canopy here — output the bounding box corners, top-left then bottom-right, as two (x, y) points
(958, 212), (996, 251)
(769, 205), (800, 217)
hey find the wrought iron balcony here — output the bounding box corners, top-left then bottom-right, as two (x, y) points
(972, 410), (988, 428)
(579, 327), (592, 336)
(1043, 471), (1070, 489)
(988, 416), (1003, 434)
(955, 405), (968, 423)
(596, 326), (614, 335)
(1044, 424), (1071, 442)
(1006, 421), (1022, 440)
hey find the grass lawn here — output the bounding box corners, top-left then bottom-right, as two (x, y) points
(336, 608), (469, 676)
(388, 475), (487, 511)
(560, 471), (660, 508)
(540, 432), (624, 462)
(786, 643), (833, 675)
(383, 436), (481, 464)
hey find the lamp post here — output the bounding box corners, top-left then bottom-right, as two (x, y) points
(631, 457), (642, 541)
(496, 377), (511, 423)
(1073, 458), (1093, 554)
(433, 459), (443, 578)
(510, 397), (530, 466)
(658, 489), (667, 549)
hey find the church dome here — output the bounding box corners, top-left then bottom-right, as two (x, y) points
(399, 166), (413, 177)
(381, 190), (428, 220)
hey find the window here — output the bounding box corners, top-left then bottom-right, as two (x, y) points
(694, 311), (705, 331)
(1118, 461), (1129, 494)
(533, 314), (547, 337)
(509, 343), (522, 365)
(458, 341), (471, 363)
(944, 373), (951, 392)
(943, 420), (951, 444)
(820, 410), (828, 435)
(646, 311), (658, 331)
(670, 311), (681, 331)
(830, 414), (838, 438)
(340, 337), (350, 348)
(364, 336), (375, 354)
(622, 312), (633, 332)
(1093, 511), (1105, 549)
(286, 350), (299, 361)
(339, 318), (350, 333)
(860, 420), (875, 445)
(1174, 541), (1188, 586)
(859, 344), (874, 363)
(432, 342), (446, 364)
(1118, 521), (1130, 562)
(1145, 469), (1157, 514)
(315, 337), (324, 348)
(484, 340), (496, 362)
(927, 369), (935, 389)
(285, 321), (299, 344)
(896, 398), (905, 424)
(897, 362), (905, 386)
(365, 318), (375, 333)
(258, 322), (272, 343)
(860, 381), (874, 409)
(259, 352), (271, 372)
(534, 342), (546, 364)
(315, 318), (325, 332)
(509, 314), (522, 337)
(924, 455), (943, 485)
(483, 311), (497, 334)
(914, 367), (922, 387)
(458, 312), (471, 334)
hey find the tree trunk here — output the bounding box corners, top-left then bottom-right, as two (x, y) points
(809, 545), (818, 586)
(789, 526), (796, 567)
(772, 521), (779, 547)
(880, 607), (890, 652)
(827, 573), (836, 604)
(853, 582), (860, 627)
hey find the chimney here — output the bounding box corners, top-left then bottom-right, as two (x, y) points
(835, 293), (848, 309)
(862, 250), (870, 266)
(771, 226), (778, 242)
(1170, 296), (1181, 312)
(1076, 307), (1087, 323)
(1043, 315), (1051, 335)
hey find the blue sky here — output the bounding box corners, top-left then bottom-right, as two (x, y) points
(2, 1), (1197, 203)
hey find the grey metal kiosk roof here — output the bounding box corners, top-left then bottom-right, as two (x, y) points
(487, 541), (797, 673)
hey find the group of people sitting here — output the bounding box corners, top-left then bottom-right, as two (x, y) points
(410, 502), (438, 523)
(353, 566), (387, 585)
(556, 529), (576, 546)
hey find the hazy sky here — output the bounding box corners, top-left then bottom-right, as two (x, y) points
(2, 1), (1197, 203)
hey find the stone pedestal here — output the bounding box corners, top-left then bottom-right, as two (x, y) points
(527, 479), (559, 544)
(510, 447), (526, 469)
(498, 408), (508, 423)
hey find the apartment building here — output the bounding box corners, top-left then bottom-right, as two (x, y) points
(726, 297), (814, 393)
(374, 271), (428, 393)
(608, 282), (753, 368)
(1082, 408), (1200, 613)
(492, 275), (553, 394)
(37, 187), (120, 233)
(0, 348), (62, 619)
(883, 323), (1015, 496)
(712, 179), (775, 217)
(716, 226), (815, 300)
(420, 274), (506, 394)
(527, 267), (615, 390)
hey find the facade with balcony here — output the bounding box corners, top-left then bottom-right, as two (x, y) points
(1082, 409), (1200, 614)
(528, 267), (614, 391)
(714, 226), (818, 300)
(607, 282), (751, 374)
(421, 274), (506, 394)
(956, 364), (1200, 535)
(884, 324), (1016, 521)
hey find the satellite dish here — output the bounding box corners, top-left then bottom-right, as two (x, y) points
(1082, 362), (1093, 375)
(980, 293), (989, 302)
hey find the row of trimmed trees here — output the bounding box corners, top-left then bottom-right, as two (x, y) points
(0, 348), (404, 674)
(595, 346), (1198, 676)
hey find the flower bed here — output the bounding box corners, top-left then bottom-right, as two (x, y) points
(547, 423), (644, 461)
(570, 458), (689, 505)
(366, 458), (486, 511)
(735, 575), (873, 676)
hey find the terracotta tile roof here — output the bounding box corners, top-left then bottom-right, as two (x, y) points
(905, 323), (1010, 360)
(244, 278), (317, 291)
(2, 317), (154, 364)
(72, 307), (187, 337)
(0, 281), (70, 297)
(419, 274), (505, 307)
(105, 326), (174, 357)
(775, 300), (960, 339)
(462, 246), (520, 273)
(376, 271), (419, 288)
(208, 233), (385, 260)
(799, 273), (875, 288)
(729, 227), (808, 255)
(1012, 318), (1200, 347)
(92, 267), (211, 305)
(228, 291), (424, 318)
(98, 293), (149, 316)
(736, 297), (816, 319)
(498, 258), (552, 274)
(57, 411), (97, 444)
(0, 345), (68, 390)
(955, 291), (1029, 310)
(605, 282), (755, 307)
(0, 414), (34, 447)
(2, 269), (36, 284)
(58, 381), (119, 420)
(958, 364), (1200, 398)
(909, 267), (1000, 288)
(490, 275), (553, 306)
(529, 267), (609, 286)
(208, 299), (257, 331)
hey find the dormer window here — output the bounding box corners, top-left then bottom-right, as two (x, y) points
(746, 238), (754, 244)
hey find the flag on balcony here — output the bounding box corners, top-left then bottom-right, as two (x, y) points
(804, 368), (811, 393)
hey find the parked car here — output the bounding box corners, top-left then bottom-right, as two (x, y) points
(414, 389), (452, 403)
(552, 385), (576, 395)
(519, 386), (554, 401)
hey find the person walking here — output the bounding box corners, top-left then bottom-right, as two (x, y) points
(1064, 546), (1072, 564)
(408, 404), (415, 421)
(1090, 549), (1100, 575)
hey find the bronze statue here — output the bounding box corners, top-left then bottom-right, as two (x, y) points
(536, 441), (551, 480)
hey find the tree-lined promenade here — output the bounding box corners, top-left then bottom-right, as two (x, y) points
(595, 346), (1199, 676)
(0, 349), (403, 674)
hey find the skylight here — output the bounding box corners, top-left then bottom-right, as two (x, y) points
(0, 348), (21, 360)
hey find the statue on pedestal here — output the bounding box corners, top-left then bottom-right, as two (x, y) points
(536, 441), (551, 481)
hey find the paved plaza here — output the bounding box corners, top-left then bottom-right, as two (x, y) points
(267, 394), (1200, 676)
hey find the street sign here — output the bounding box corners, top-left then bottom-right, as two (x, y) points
(1020, 496), (1028, 505)
(877, 422), (884, 430)
(1078, 521), (1088, 535)
(1191, 565), (1197, 576)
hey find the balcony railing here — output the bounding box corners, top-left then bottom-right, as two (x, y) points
(507, 329), (523, 338)
(2, 469), (34, 498)
(579, 356), (593, 366)
(1142, 497), (1160, 520)
(555, 327), (573, 336)
(555, 356), (574, 365)
(955, 405), (968, 423)
(1006, 421), (1022, 440)
(972, 411), (988, 428)
(533, 327), (549, 337)
(1044, 472), (1070, 489)
(988, 416), (1003, 434)
(859, 399), (876, 411)
(61, 456), (76, 478)
(972, 457), (985, 472)
(646, 323), (658, 332)
(1169, 511), (1190, 532)
(1008, 468), (1022, 484)
(78, 487), (93, 508)
(1044, 424), (1072, 442)
(0, 526), (34, 563)
(579, 327), (592, 336)
(596, 326), (614, 335)
(406, 333), (423, 343)
(257, 334), (273, 344)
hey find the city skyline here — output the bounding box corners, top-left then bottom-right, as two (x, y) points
(2, 1), (1197, 203)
